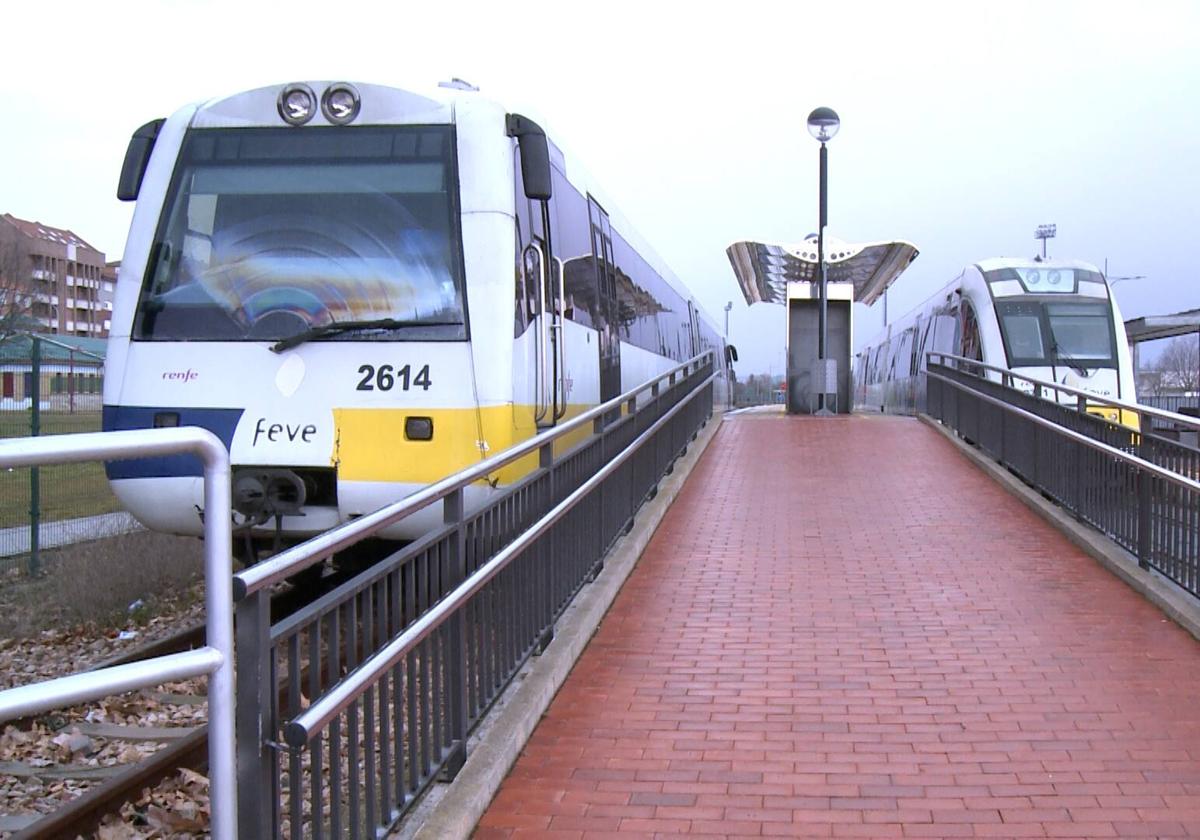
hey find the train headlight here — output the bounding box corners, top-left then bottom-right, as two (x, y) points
(405, 417), (434, 441)
(321, 83), (361, 125)
(278, 83), (317, 125)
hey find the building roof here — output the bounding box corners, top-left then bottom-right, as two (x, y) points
(0, 332), (106, 363)
(1123, 308), (1200, 344)
(1, 213), (99, 252)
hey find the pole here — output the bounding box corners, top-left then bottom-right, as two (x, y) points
(28, 337), (40, 577)
(817, 141), (829, 412)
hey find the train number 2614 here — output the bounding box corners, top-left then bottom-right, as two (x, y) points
(356, 364), (432, 392)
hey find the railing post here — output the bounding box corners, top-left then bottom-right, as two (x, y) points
(28, 336), (40, 577)
(537, 441), (556, 652)
(441, 488), (468, 780)
(235, 588), (276, 840)
(1073, 437), (1085, 521)
(591, 413), (607, 579)
(1136, 412), (1153, 570)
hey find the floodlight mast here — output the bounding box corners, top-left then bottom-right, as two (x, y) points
(1035, 224), (1057, 259)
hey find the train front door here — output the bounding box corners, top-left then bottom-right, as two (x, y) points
(588, 196), (621, 403)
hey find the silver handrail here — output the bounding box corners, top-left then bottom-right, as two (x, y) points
(927, 351), (1200, 432)
(927, 368), (1200, 495)
(284, 366), (717, 746)
(553, 255), (568, 421)
(526, 242), (551, 424)
(234, 349), (715, 599)
(0, 428), (236, 840)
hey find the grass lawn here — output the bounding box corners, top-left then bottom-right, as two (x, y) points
(0, 411), (123, 529)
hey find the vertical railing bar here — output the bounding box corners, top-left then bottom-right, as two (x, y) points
(235, 587), (273, 840)
(430, 544), (445, 765)
(347, 593), (361, 837)
(309, 620), (325, 840)
(376, 579), (392, 823)
(287, 635), (303, 840)
(389, 568), (405, 809)
(329, 605), (343, 838)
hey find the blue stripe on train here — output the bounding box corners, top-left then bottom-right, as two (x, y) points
(102, 406), (244, 479)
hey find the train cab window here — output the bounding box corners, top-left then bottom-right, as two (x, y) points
(1045, 302), (1115, 361)
(1001, 312), (1045, 360)
(134, 126), (466, 344)
(995, 299), (1116, 368)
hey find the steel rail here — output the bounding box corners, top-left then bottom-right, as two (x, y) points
(283, 369), (716, 747)
(927, 351), (1200, 431)
(234, 350), (714, 599)
(11, 726), (209, 840)
(927, 368), (1200, 495)
(0, 427), (236, 840)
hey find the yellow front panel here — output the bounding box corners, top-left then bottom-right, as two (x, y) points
(332, 403), (599, 487)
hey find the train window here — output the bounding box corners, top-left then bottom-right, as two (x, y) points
(134, 126), (466, 343)
(995, 299), (1116, 368)
(1045, 302), (1115, 361)
(1001, 312), (1045, 360)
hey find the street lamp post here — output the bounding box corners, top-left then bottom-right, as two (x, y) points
(724, 300), (732, 337)
(807, 106), (840, 414)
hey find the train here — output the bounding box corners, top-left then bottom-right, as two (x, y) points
(853, 257), (1136, 422)
(103, 79), (728, 559)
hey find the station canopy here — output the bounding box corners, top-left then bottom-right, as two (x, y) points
(726, 234), (919, 307)
(1123, 307), (1200, 344)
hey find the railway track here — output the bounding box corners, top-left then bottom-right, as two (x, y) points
(4, 559), (366, 838)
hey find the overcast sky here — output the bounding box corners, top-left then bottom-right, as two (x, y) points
(2, 0), (1197, 375)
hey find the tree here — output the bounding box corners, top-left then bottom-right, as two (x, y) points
(0, 230), (37, 341)
(1155, 334), (1200, 393)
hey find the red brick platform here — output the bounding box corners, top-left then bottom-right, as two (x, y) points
(475, 414), (1200, 838)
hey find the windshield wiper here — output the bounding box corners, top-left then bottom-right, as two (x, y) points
(270, 318), (445, 353)
(1047, 332), (1092, 375)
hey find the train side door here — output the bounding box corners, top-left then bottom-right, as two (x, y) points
(588, 196), (621, 402)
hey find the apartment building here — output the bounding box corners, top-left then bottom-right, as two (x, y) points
(0, 212), (114, 338)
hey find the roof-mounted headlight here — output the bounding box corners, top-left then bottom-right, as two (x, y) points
(277, 83), (317, 126)
(322, 83), (361, 125)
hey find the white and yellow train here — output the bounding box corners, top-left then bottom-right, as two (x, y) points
(104, 80), (727, 555)
(854, 257), (1136, 422)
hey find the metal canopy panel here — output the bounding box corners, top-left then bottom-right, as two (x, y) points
(1124, 308), (1200, 344)
(727, 235), (919, 307)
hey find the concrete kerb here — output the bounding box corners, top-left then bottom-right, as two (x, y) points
(395, 412), (726, 840)
(919, 413), (1200, 642)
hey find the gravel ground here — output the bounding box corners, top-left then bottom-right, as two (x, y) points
(0, 532), (214, 837)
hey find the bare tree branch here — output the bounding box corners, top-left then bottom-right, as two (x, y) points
(0, 227), (37, 341)
(1154, 334), (1200, 393)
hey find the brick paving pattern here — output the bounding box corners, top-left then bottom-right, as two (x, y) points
(475, 415), (1200, 838)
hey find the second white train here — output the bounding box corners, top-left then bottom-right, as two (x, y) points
(854, 257), (1135, 420)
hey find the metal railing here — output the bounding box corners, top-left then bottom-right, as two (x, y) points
(0, 428), (237, 840)
(233, 351), (716, 839)
(928, 353), (1200, 483)
(927, 354), (1200, 600)
(1142, 394), (1199, 415)
(0, 334), (121, 577)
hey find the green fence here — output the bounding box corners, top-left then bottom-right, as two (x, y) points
(0, 335), (128, 576)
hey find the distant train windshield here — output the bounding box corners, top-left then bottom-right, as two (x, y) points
(134, 126), (465, 342)
(996, 300), (1116, 368)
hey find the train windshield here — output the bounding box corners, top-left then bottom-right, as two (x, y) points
(996, 300), (1116, 368)
(134, 126), (465, 342)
